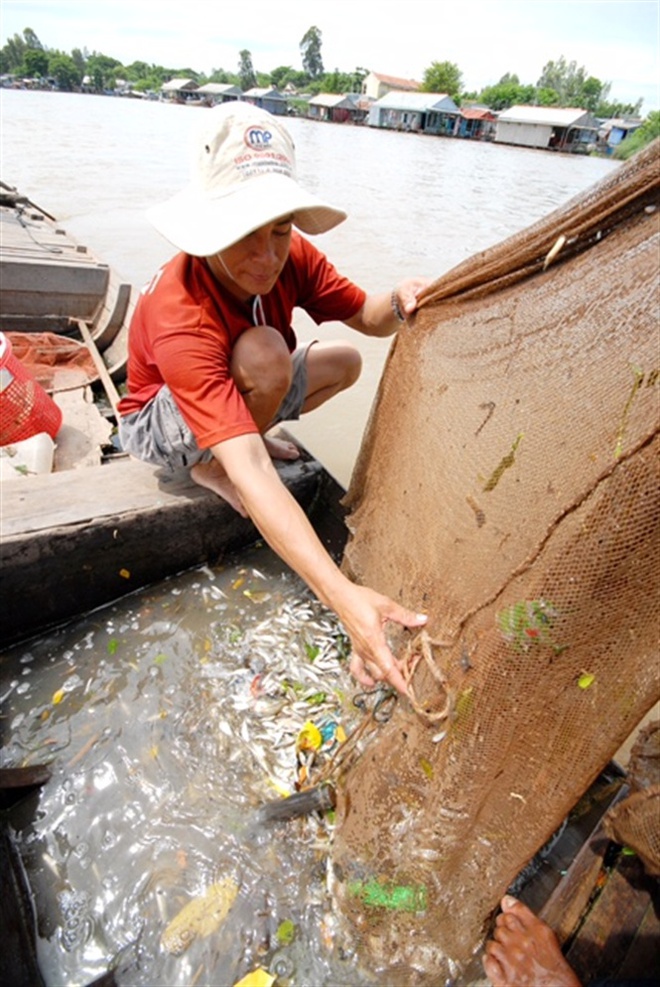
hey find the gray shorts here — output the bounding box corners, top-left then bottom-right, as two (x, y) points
(119, 342), (314, 470)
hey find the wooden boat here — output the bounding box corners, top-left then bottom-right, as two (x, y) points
(0, 185), (345, 646)
(1, 188), (657, 986)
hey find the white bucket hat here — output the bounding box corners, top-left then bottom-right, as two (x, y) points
(147, 101), (347, 256)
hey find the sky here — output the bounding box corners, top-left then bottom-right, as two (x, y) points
(2, 0), (659, 111)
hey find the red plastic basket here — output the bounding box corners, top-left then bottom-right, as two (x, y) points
(0, 332), (63, 444)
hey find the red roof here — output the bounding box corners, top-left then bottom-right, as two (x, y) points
(460, 108), (497, 120)
(372, 72), (421, 91)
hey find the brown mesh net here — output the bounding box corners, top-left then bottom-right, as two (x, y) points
(604, 722), (660, 876)
(331, 140), (660, 982)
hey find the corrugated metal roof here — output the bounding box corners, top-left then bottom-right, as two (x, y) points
(497, 105), (595, 127)
(196, 83), (241, 95)
(308, 93), (357, 109)
(372, 91), (458, 112)
(243, 87), (286, 99)
(161, 78), (197, 91)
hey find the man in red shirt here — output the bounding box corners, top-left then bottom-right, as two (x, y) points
(118, 100), (428, 693)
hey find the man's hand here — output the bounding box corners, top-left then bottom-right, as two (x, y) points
(345, 277), (432, 337)
(335, 585), (428, 694)
(393, 277), (431, 319)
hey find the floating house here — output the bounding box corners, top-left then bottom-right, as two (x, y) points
(495, 105), (600, 151)
(242, 87), (289, 115)
(160, 78), (199, 102)
(194, 82), (242, 106)
(307, 93), (366, 124)
(598, 117), (643, 153)
(455, 106), (497, 140)
(367, 91), (459, 135)
(361, 71), (420, 101)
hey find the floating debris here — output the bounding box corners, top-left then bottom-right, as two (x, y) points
(161, 877), (239, 955)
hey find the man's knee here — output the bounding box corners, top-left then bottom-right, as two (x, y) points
(232, 326), (293, 397)
(341, 344), (362, 388)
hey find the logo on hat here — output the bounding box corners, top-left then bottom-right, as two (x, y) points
(244, 126), (273, 150)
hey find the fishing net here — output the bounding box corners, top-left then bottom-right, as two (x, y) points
(604, 721), (660, 877)
(331, 140), (660, 982)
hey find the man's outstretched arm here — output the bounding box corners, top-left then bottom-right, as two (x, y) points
(212, 432), (427, 693)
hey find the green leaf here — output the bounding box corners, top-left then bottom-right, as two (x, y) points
(107, 638), (119, 655)
(276, 919), (296, 945)
(304, 641), (320, 662)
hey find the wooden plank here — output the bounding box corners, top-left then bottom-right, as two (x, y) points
(616, 894), (660, 979)
(77, 321), (121, 414)
(0, 259), (109, 319)
(565, 850), (659, 981)
(0, 457), (225, 535)
(538, 786), (629, 945)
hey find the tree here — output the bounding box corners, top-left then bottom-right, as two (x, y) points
(23, 27), (43, 50)
(48, 54), (81, 91)
(71, 47), (86, 76)
(23, 48), (49, 78)
(478, 81), (536, 111)
(86, 52), (123, 90)
(238, 49), (256, 90)
(537, 55), (608, 109)
(270, 65), (295, 89)
(300, 26), (323, 79)
(323, 69), (355, 94)
(421, 60), (463, 99)
(536, 86), (560, 106)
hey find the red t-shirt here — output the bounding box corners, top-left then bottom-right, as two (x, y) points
(117, 233), (366, 448)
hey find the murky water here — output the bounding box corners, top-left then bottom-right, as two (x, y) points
(0, 88), (618, 486)
(0, 543), (386, 987)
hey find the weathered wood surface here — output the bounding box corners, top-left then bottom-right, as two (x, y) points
(0, 206), (111, 320)
(566, 849), (660, 982)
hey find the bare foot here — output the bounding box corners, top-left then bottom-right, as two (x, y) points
(190, 460), (248, 517)
(483, 896), (581, 987)
(264, 434), (300, 461)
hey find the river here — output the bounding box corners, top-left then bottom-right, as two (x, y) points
(1, 88), (619, 486)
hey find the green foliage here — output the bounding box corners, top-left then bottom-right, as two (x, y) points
(270, 65), (295, 89)
(300, 25), (323, 79)
(613, 112), (660, 159)
(596, 96), (644, 119)
(477, 81), (536, 111)
(323, 69), (356, 94)
(421, 60), (462, 99)
(0, 26), (43, 73)
(86, 52), (123, 90)
(536, 87), (560, 106)
(23, 48), (49, 78)
(48, 54), (82, 91)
